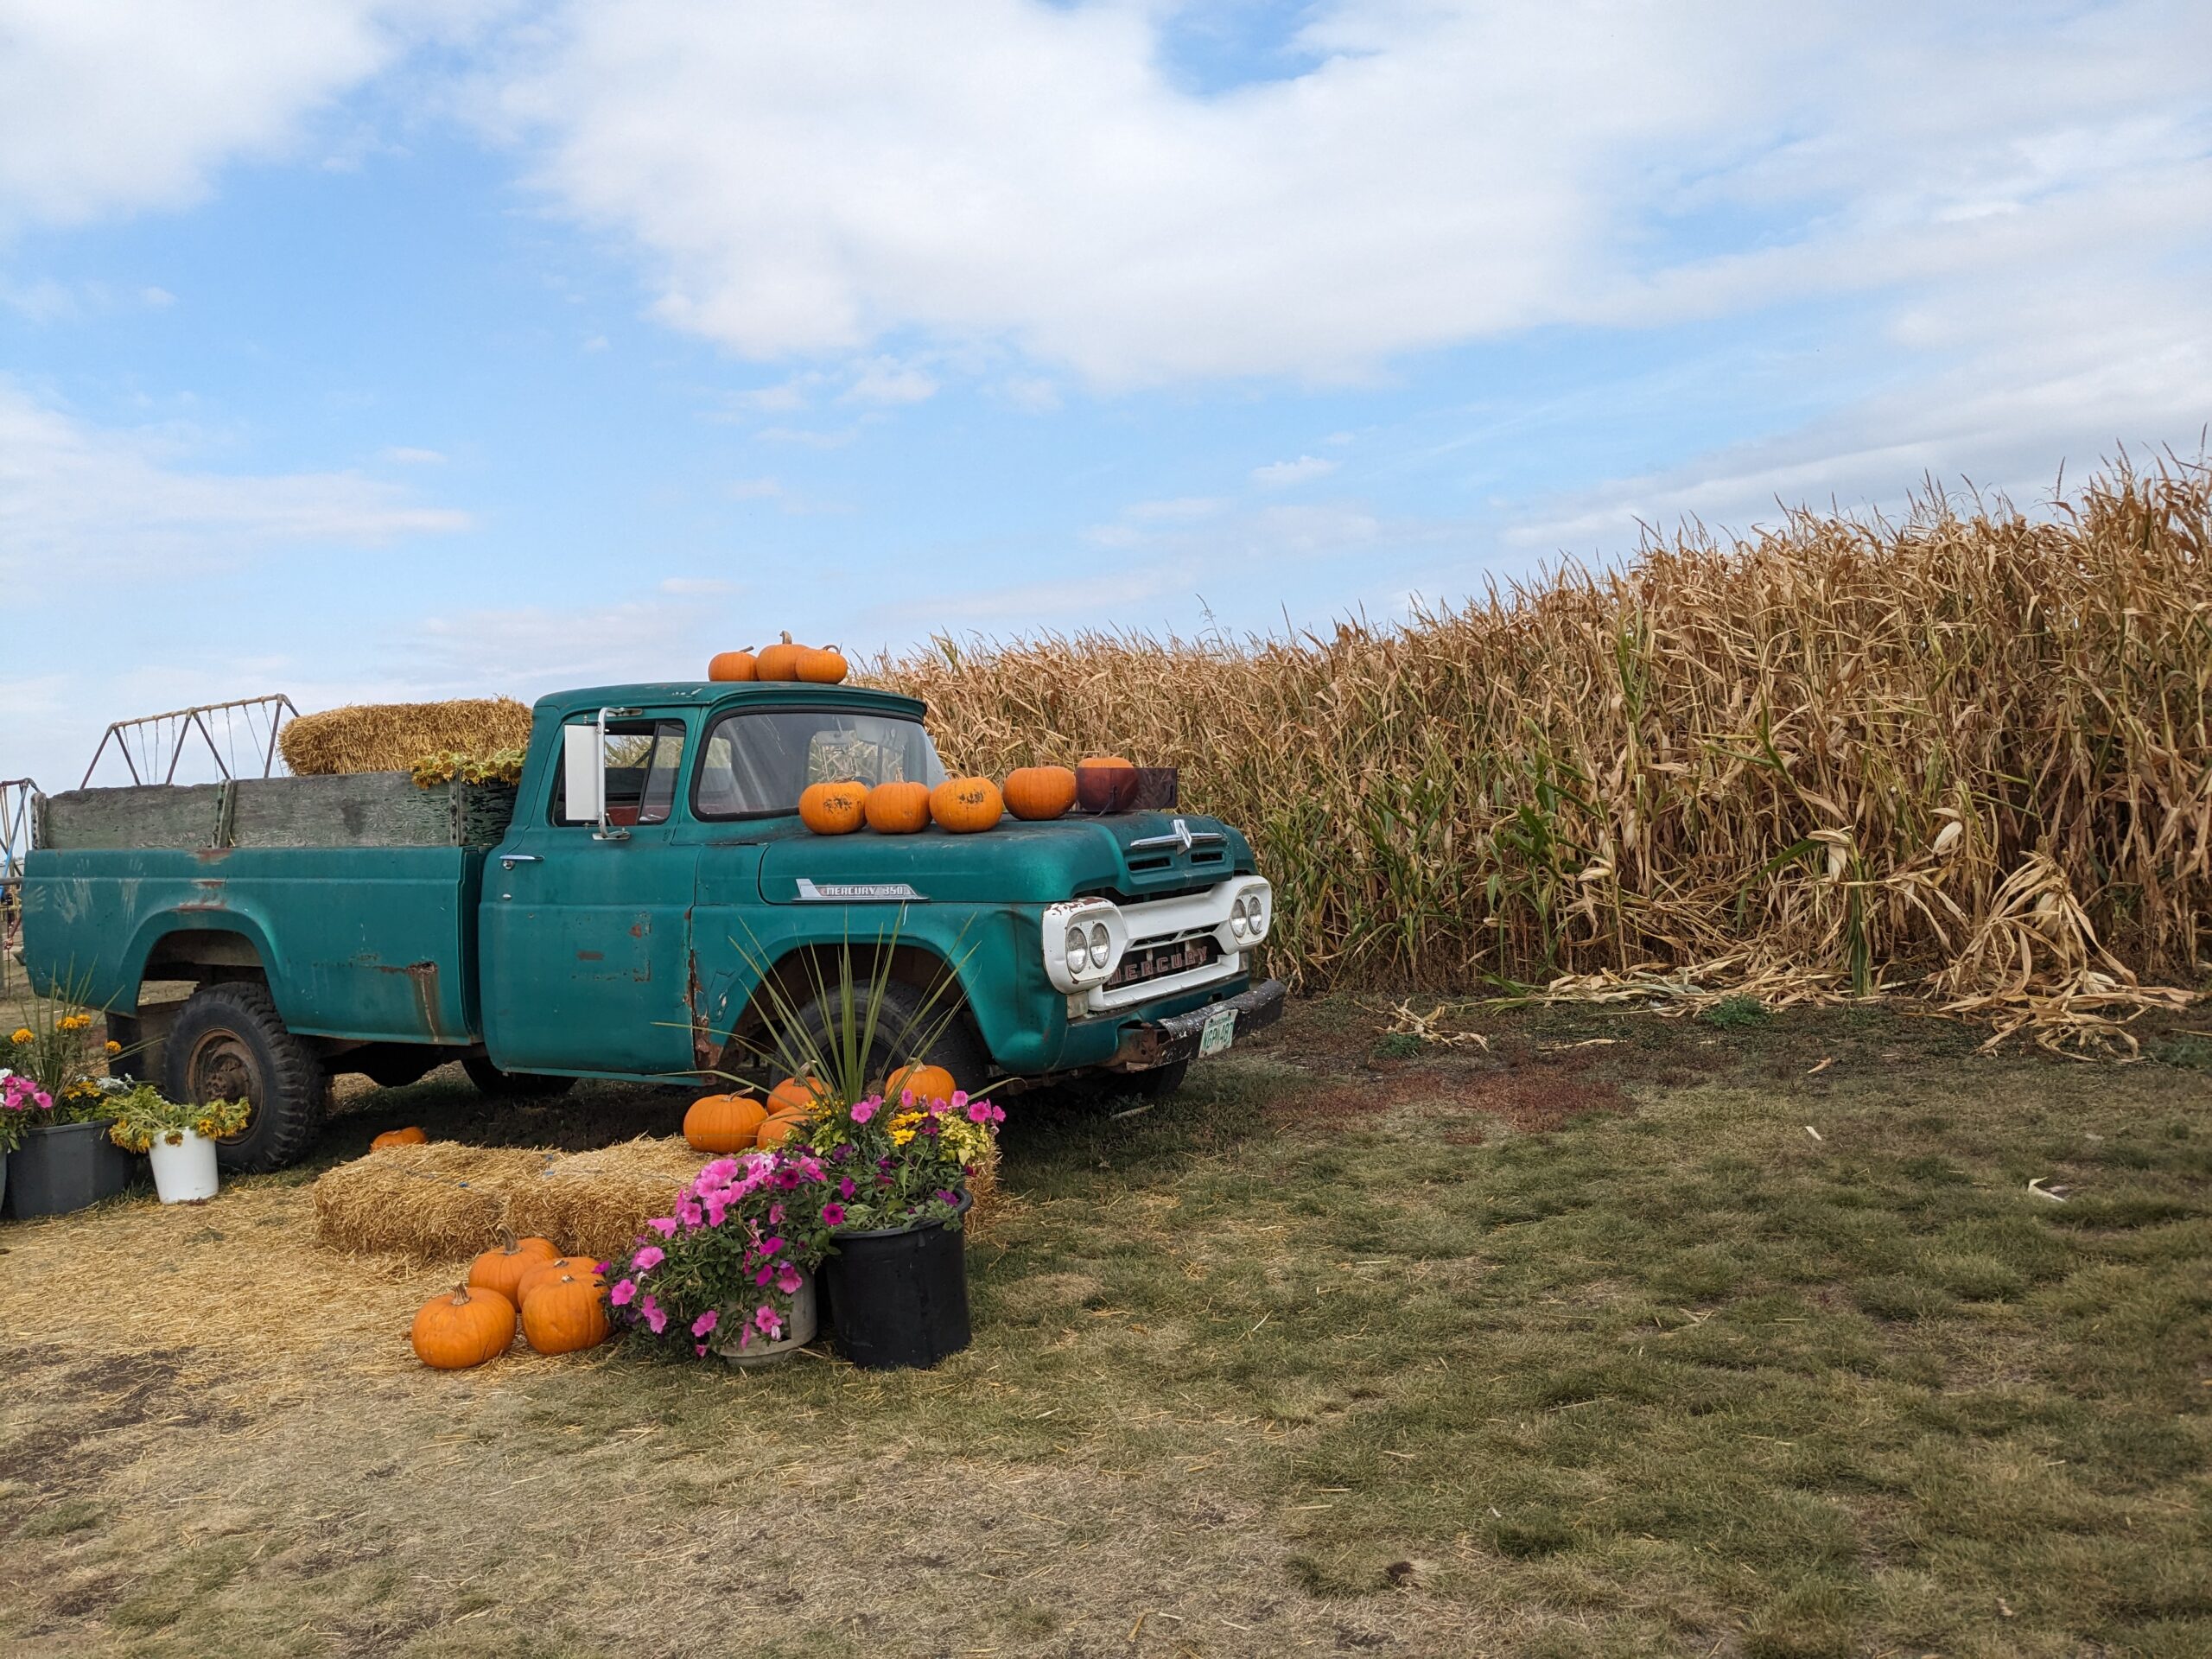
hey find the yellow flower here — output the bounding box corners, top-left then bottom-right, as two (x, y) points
(59, 1013), (92, 1032)
(105, 1039), (123, 1055)
(10, 1028), (30, 1045)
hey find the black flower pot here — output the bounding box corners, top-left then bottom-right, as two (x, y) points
(3, 1120), (139, 1219)
(823, 1191), (972, 1370)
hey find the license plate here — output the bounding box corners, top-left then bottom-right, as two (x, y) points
(1198, 1007), (1237, 1058)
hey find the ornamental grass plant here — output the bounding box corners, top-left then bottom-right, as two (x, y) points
(4, 981), (126, 1127)
(880, 457), (2212, 1051)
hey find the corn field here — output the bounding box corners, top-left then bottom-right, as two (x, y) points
(880, 460), (2212, 1050)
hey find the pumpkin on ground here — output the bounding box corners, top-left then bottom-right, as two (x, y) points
(1003, 765), (1077, 822)
(411, 1283), (516, 1370)
(796, 645), (849, 684)
(755, 1116), (801, 1150)
(886, 1062), (957, 1104)
(931, 776), (1004, 834)
(517, 1256), (604, 1306)
(755, 633), (805, 681)
(864, 780), (932, 835)
(798, 780), (868, 836)
(767, 1077), (826, 1116)
(467, 1232), (558, 1303)
(708, 650), (758, 682)
(684, 1092), (767, 1153)
(371, 1126), (428, 1149)
(521, 1274), (611, 1354)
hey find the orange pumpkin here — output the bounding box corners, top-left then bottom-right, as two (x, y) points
(516, 1255), (602, 1306)
(755, 632), (805, 681)
(931, 776), (1003, 834)
(467, 1232), (558, 1303)
(411, 1282), (516, 1370)
(798, 780), (868, 836)
(767, 1077), (827, 1117)
(521, 1274), (610, 1354)
(864, 780), (932, 835)
(796, 645), (849, 684)
(684, 1092), (767, 1153)
(886, 1062), (957, 1104)
(755, 1116), (801, 1150)
(1079, 755), (1135, 772)
(708, 650), (758, 682)
(371, 1126), (428, 1150)
(1003, 766), (1077, 822)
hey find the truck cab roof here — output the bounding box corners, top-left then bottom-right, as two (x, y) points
(534, 681), (928, 721)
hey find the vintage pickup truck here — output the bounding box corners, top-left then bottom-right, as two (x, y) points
(22, 681), (1283, 1170)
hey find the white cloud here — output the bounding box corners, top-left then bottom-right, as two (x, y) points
(0, 380), (469, 581)
(0, 2), (510, 232)
(842, 358), (937, 406)
(495, 1), (2212, 388)
(380, 444), (445, 465)
(1251, 455), (1337, 488)
(728, 476), (785, 501)
(659, 575), (738, 596)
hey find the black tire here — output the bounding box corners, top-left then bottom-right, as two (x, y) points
(161, 982), (327, 1173)
(353, 1046), (442, 1089)
(1128, 1059), (1190, 1100)
(462, 1057), (576, 1099)
(789, 980), (990, 1098)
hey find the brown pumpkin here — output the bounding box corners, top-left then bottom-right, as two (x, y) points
(796, 645), (849, 684)
(1003, 765), (1077, 822)
(516, 1255), (604, 1306)
(467, 1231), (558, 1303)
(371, 1126), (428, 1149)
(1076, 755), (1140, 813)
(755, 632), (805, 681)
(931, 776), (1004, 834)
(767, 1077), (826, 1117)
(708, 650), (758, 682)
(684, 1092), (767, 1153)
(754, 1116), (801, 1150)
(411, 1282), (516, 1370)
(886, 1062), (957, 1104)
(864, 780), (932, 835)
(521, 1274), (610, 1354)
(798, 780), (868, 836)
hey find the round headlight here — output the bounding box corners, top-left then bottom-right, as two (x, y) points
(1245, 894), (1267, 936)
(1065, 926), (1089, 971)
(1230, 907), (1249, 938)
(1088, 922), (1111, 969)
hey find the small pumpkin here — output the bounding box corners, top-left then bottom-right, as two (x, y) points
(864, 780), (932, 835)
(767, 1077), (827, 1117)
(931, 775), (1004, 834)
(522, 1274), (610, 1354)
(755, 1116), (801, 1150)
(371, 1126), (428, 1150)
(1003, 765), (1077, 822)
(684, 1092), (767, 1153)
(467, 1231), (559, 1303)
(798, 780), (868, 836)
(755, 632), (805, 681)
(411, 1282), (516, 1370)
(516, 1255), (604, 1306)
(886, 1062), (956, 1104)
(796, 645), (849, 684)
(708, 649), (758, 682)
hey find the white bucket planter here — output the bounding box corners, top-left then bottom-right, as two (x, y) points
(148, 1128), (219, 1204)
(713, 1271), (819, 1369)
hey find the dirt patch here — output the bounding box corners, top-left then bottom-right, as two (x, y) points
(1453, 1063), (1634, 1133)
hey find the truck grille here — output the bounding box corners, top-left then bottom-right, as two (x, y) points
(1103, 934), (1220, 992)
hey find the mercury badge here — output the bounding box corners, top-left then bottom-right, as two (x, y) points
(794, 879), (925, 903)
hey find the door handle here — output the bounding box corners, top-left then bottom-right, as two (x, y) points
(499, 853), (543, 869)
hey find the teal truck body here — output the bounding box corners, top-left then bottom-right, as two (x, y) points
(22, 682), (1283, 1168)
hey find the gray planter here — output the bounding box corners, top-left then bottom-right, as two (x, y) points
(2, 1120), (139, 1219)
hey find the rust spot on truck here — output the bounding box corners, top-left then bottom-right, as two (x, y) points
(576, 950), (605, 962)
(371, 959), (444, 1042)
(685, 942), (721, 1073)
(193, 845), (234, 865)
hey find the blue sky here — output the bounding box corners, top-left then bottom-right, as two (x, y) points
(3, 0), (2208, 788)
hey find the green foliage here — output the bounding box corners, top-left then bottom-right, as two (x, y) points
(1702, 993), (1774, 1029)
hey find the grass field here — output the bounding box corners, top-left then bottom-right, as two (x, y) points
(2, 998), (2209, 1657)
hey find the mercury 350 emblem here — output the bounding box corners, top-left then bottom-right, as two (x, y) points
(794, 879), (924, 902)
(1128, 816), (1225, 854)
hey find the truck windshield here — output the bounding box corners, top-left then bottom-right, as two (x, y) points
(693, 709), (946, 818)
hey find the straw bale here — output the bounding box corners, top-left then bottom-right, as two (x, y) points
(311, 1142), (549, 1261)
(506, 1136), (705, 1265)
(281, 697), (535, 777)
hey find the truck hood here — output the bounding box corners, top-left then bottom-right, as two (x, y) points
(752, 810), (1252, 906)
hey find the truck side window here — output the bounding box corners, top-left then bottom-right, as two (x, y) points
(551, 719), (687, 827)
(694, 709), (946, 818)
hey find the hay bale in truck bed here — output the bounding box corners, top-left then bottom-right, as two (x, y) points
(279, 698), (534, 777)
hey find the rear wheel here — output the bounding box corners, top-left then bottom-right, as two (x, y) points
(462, 1057), (576, 1099)
(161, 982), (327, 1173)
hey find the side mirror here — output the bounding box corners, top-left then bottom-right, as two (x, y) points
(562, 722), (605, 826)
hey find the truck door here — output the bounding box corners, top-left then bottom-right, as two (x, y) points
(479, 712), (700, 1077)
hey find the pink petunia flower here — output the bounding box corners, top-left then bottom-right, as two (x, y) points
(692, 1309), (719, 1338)
(641, 1294), (668, 1335)
(609, 1278), (637, 1306)
(776, 1262), (803, 1295)
(753, 1304), (783, 1340)
(646, 1217), (677, 1238)
(966, 1100), (993, 1123)
(838, 1176), (856, 1200)
(632, 1245), (664, 1273)
(850, 1098), (878, 1125)
(821, 1202), (846, 1227)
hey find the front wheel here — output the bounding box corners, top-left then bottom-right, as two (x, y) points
(161, 982), (327, 1173)
(787, 981), (989, 1100)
